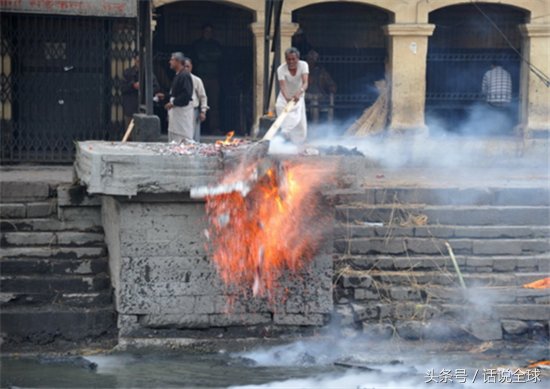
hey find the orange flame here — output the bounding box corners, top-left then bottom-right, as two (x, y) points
(523, 277), (550, 289)
(205, 160), (331, 300)
(216, 131), (237, 146)
(527, 360), (550, 368)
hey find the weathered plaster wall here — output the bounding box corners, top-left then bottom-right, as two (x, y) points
(104, 194), (333, 339)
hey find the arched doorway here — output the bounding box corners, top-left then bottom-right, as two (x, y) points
(426, 3), (529, 135)
(292, 2), (390, 131)
(153, 1), (254, 135)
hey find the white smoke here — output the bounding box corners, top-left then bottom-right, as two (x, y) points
(267, 135), (301, 155)
(293, 101), (547, 170)
(229, 333), (547, 389)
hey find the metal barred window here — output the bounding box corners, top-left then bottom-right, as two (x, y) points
(1, 13), (136, 163)
(292, 2), (389, 123)
(426, 4), (526, 132)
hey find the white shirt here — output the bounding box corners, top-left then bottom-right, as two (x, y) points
(190, 73), (208, 112)
(482, 66), (512, 106)
(277, 60), (309, 98)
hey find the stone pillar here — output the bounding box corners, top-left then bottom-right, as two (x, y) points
(518, 23), (550, 138)
(250, 21), (266, 134)
(384, 23), (435, 135)
(279, 21), (299, 61)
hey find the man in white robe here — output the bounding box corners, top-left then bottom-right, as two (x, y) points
(164, 52), (194, 142)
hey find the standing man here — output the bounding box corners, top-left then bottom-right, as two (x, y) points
(481, 62), (513, 133)
(305, 50), (337, 98)
(482, 62), (512, 108)
(276, 47), (309, 144)
(165, 52), (194, 142)
(183, 57), (208, 142)
(192, 23), (222, 133)
(121, 53), (163, 128)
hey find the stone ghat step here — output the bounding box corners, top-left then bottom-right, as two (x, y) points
(0, 246), (106, 259)
(333, 224), (550, 240)
(0, 306), (116, 345)
(0, 218), (103, 233)
(424, 286), (550, 304)
(349, 308), (549, 341)
(1, 231), (105, 247)
(325, 187), (550, 206)
(335, 254), (549, 273)
(340, 283), (550, 305)
(333, 237), (550, 256)
(343, 301), (550, 324)
(334, 204), (550, 226)
(0, 258), (108, 276)
(0, 291), (112, 308)
(0, 274), (111, 294)
(0, 181), (54, 203)
(359, 318), (548, 341)
(337, 270), (548, 288)
(56, 185), (102, 207)
(0, 201), (57, 219)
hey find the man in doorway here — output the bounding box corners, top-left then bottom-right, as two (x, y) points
(192, 23), (223, 133)
(121, 53), (164, 128)
(183, 57), (208, 142)
(305, 50), (336, 97)
(305, 49), (336, 123)
(481, 61), (513, 134)
(164, 52), (194, 142)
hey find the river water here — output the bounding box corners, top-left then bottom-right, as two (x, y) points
(1, 337), (548, 388)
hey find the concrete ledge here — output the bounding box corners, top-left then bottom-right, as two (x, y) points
(74, 141), (224, 196)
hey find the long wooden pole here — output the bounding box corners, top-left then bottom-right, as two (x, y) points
(262, 100), (296, 140)
(445, 242), (466, 289)
(122, 119), (135, 142)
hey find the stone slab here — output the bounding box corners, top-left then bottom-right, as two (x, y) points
(57, 185), (102, 207)
(26, 201), (56, 218)
(335, 205), (550, 226)
(0, 308), (115, 345)
(0, 203), (26, 218)
(0, 182), (50, 203)
(74, 141), (225, 196)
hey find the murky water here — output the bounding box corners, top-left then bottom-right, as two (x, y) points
(2, 338), (548, 388)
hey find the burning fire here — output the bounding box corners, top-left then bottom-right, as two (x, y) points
(204, 160), (331, 299)
(523, 277), (550, 289)
(216, 131), (239, 146)
(527, 361), (550, 369)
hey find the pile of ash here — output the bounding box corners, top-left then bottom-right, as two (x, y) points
(121, 138), (253, 157)
(305, 145), (365, 157)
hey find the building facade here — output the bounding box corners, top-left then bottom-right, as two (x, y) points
(155, 0), (549, 138)
(0, 0), (137, 162)
(1, 0), (549, 162)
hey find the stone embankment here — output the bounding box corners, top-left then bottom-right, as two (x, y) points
(329, 186), (550, 341)
(0, 178), (116, 350)
(1, 164), (549, 349)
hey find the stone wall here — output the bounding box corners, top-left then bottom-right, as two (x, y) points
(102, 194), (333, 340)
